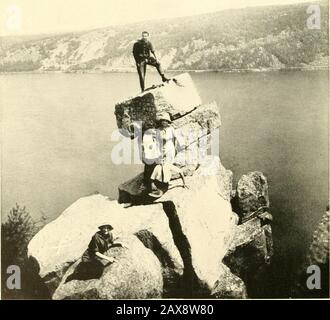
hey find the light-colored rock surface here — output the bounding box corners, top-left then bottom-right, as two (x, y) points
(153, 159), (238, 294)
(53, 236), (163, 300)
(118, 156), (233, 204)
(28, 194), (183, 295)
(172, 101), (221, 147)
(114, 73), (202, 129)
(27, 71), (275, 299)
(211, 263), (247, 299)
(28, 157), (238, 298)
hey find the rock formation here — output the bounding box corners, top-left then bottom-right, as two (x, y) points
(28, 73), (273, 299)
(28, 195), (183, 297)
(1, 3), (328, 73)
(115, 73), (202, 130)
(52, 236), (163, 300)
(292, 208), (329, 298)
(231, 171), (270, 222)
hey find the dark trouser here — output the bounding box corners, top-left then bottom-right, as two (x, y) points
(144, 163), (156, 193)
(136, 57), (165, 91)
(65, 260), (104, 282)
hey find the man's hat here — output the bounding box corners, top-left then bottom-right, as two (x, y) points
(156, 112), (172, 123)
(98, 223), (113, 230)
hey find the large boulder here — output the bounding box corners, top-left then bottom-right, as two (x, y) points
(232, 171), (270, 221)
(115, 73), (202, 130)
(292, 209), (329, 298)
(28, 157), (238, 298)
(211, 264), (247, 299)
(28, 71), (275, 299)
(172, 101), (221, 148)
(152, 158), (238, 296)
(118, 156), (233, 204)
(52, 236), (163, 300)
(223, 215), (273, 297)
(306, 210), (329, 267)
(28, 194), (183, 296)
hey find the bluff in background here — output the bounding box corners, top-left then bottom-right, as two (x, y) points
(0, 1), (328, 72)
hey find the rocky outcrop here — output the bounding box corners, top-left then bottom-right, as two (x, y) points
(27, 194), (183, 297)
(153, 161), (238, 296)
(118, 156), (233, 204)
(223, 215), (273, 297)
(28, 162), (238, 298)
(52, 236), (163, 300)
(292, 209), (329, 298)
(115, 73), (202, 130)
(211, 263), (247, 299)
(232, 171), (270, 222)
(306, 210), (329, 267)
(28, 73), (274, 299)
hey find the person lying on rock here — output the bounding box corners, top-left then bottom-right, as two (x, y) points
(147, 112), (188, 198)
(133, 31), (170, 92)
(65, 224), (127, 282)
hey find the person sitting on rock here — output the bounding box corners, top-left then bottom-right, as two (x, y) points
(133, 31), (170, 92)
(65, 224), (119, 282)
(148, 112), (188, 198)
(149, 162), (188, 197)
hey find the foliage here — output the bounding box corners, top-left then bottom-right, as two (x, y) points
(1, 205), (48, 299)
(0, 2), (328, 72)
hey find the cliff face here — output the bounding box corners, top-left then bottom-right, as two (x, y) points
(1, 2), (328, 72)
(293, 209), (329, 298)
(27, 73), (273, 299)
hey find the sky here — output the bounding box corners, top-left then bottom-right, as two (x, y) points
(0, 0), (312, 36)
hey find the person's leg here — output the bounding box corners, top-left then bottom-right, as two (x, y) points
(94, 260), (105, 278)
(148, 164), (165, 197)
(136, 61), (146, 92)
(144, 163), (155, 193)
(150, 180), (158, 192)
(147, 57), (169, 82)
(149, 179), (164, 197)
(143, 60), (147, 81)
(67, 261), (90, 281)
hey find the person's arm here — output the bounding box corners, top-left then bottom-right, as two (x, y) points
(133, 42), (141, 65)
(179, 171), (188, 189)
(88, 234), (116, 263)
(150, 42), (157, 60)
(170, 164), (188, 189)
(171, 126), (181, 152)
(113, 237), (129, 249)
(95, 252), (116, 263)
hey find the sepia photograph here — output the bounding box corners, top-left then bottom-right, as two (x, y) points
(0, 0), (329, 304)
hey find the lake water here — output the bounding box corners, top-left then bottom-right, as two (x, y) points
(1, 70), (328, 296)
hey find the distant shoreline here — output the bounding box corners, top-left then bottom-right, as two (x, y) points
(0, 65), (328, 75)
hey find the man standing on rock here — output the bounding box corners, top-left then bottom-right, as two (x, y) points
(133, 31), (170, 92)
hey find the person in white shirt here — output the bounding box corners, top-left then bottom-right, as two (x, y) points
(148, 112), (188, 198)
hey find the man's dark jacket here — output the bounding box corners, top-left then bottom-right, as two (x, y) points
(133, 39), (155, 64)
(82, 231), (114, 262)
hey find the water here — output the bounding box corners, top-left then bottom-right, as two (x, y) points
(1, 70), (328, 296)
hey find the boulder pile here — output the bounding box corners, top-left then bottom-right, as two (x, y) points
(28, 73), (273, 299)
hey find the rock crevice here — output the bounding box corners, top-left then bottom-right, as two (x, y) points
(28, 73), (274, 299)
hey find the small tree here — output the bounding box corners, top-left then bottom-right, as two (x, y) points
(1, 204), (48, 299)
(2, 204), (37, 265)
